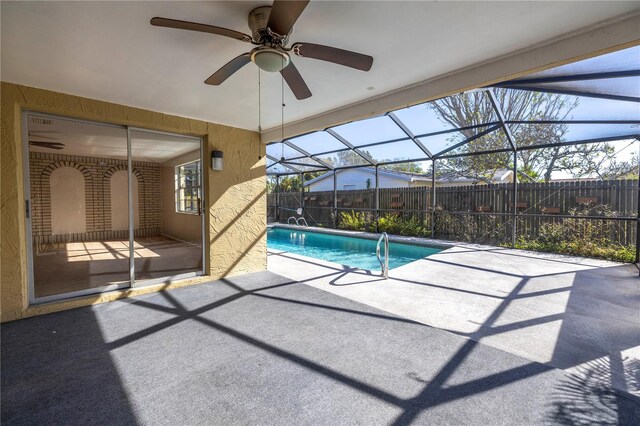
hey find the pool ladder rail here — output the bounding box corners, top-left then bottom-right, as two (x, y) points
(287, 216), (308, 226)
(376, 232), (389, 279)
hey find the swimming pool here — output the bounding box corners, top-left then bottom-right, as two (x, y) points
(267, 227), (443, 271)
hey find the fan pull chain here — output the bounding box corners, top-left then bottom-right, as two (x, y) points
(281, 54), (285, 160)
(258, 68), (262, 133)
(257, 68), (262, 160)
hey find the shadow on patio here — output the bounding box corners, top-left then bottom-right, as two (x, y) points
(4, 267), (639, 424)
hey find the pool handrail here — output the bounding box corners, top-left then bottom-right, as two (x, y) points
(286, 216), (308, 226)
(376, 232), (389, 279)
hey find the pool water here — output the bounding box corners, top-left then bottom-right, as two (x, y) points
(267, 227), (442, 271)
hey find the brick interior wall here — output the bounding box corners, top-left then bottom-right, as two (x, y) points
(29, 152), (160, 244)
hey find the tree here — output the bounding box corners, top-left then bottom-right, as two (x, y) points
(381, 159), (424, 173)
(430, 90), (635, 182)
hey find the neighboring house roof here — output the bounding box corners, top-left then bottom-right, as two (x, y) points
(436, 169), (513, 184)
(304, 168), (512, 187)
(303, 168), (432, 187)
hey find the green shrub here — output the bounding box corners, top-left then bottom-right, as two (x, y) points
(338, 211), (371, 231)
(434, 212), (507, 244)
(378, 214), (431, 237)
(377, 214), (402, 234)
(512, 204), (636, 263)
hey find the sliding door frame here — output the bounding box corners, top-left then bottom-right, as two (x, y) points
(23, 111), (206, 304)
(127, 126), (205, 288)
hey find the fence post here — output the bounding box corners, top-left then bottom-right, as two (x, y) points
(431, 159), (436, 238)
(636, 147), (640, 270)
(300, 173), (305, 216)
(333, 170), (338, 228)
(512, 152), (518, 248)
(375, 165), (380, 232)
(275, 175), (280, 222)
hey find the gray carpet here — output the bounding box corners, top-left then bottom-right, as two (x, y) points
(2, 271), (639, 425)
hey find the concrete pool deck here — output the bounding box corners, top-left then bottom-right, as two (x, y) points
(3, 271), (639, 424)
(267, 227), (640, 399)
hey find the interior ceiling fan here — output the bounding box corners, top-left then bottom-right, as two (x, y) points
(29, 132), (65, 150)
(151, 0), (373, 100)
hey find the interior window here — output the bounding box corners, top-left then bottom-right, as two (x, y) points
(175, 161), (201, 214)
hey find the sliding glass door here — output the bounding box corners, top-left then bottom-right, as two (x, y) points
(129, 128), (204, 285)
(25, 113), (204, 303)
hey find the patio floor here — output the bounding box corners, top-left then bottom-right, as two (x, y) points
(2, 271), (639, 425)
(267, 234), (640, 402)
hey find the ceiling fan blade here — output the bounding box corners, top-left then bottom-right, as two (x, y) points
(28, 134), (60, 141)
(267, 0), (309, 36)
(291, 42), (373, 71)
(280, 62), (312, 100)
(29, 141), (65, 150)
(150, 17), (252, 43)
(205, 53), (252, 85)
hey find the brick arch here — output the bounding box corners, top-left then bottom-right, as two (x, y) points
(102, 166), (145, 231)
(37, 161), (94, 236)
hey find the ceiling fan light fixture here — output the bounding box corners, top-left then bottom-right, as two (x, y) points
(251, 47), (290, 72)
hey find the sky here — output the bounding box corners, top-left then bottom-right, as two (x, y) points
(268, 46), (640, 179)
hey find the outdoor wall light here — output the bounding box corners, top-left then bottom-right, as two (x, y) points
(211, 150), (224, 171)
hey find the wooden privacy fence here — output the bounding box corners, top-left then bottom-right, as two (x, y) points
(267, 179), (638, 246)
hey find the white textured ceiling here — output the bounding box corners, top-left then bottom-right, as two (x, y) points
(2, 1), (639, 132)
(27, 114), (200, 163)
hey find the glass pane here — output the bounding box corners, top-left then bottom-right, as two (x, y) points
(363, 140), (429, 163)
(282, 156), (330, 172)
(28, 114), (130, 299)
(266, 142), (306, 161)
(315, 150), (372, 167)
(379, 161), (431, 176)
(516, 45), (640, 78)
(508, 123), (639, 147)
(523, 77), (640, 100)
(130, 129), (203, 283)
(331, 115), (407, 146)
(267, 162), (297, 174)
(393, 91), (498, 136)
(419, 125), (497, 155)
(444, 127), (511, 157)
(288, 131), (348, 154)
(500, 88), (640, 121)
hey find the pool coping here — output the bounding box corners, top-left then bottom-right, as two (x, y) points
(268, 223), (454, 250)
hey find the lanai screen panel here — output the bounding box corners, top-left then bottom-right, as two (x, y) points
(393, 91), (499, 135)
(266, 46), (640, 176)
(331, 116), (408, 147)
(363, 140), (429, 163)
(495, 46), (640, 102)
(287, 131), (348, 155)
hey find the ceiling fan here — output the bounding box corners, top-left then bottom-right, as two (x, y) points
(28, 132), (65, 150)
(150, 0), (373, 100)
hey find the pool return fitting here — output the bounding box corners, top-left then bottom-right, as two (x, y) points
(376, 232), (389, 279)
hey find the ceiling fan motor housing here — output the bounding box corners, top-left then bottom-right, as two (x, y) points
(249, 6), (275, 42)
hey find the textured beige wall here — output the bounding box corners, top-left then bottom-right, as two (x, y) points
(1, 82), (266, 322)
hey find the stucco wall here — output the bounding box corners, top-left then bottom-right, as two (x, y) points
(1, 82), (266, 322)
